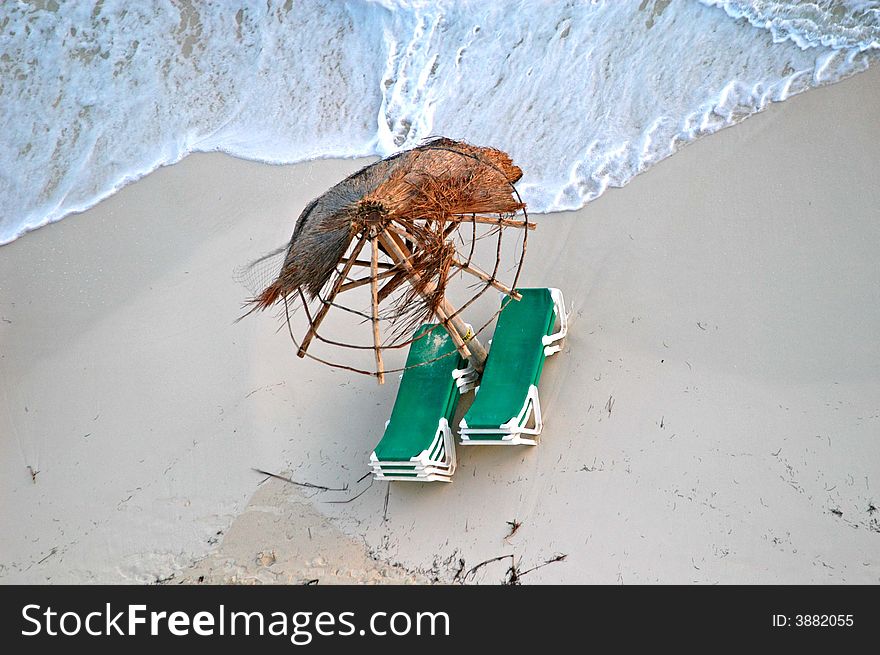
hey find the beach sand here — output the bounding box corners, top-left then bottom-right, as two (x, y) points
(2, 66), (878, 584)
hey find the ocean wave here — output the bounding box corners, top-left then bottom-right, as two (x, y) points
(0, 0), (876, 244)
(699, 0), (879, 51)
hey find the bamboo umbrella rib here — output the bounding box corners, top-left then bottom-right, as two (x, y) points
(370, 237), (385, 383)
(452, 257), (521, 300)
(449, 215), (535, 230)
(338, 268), (398, 293)
(351, 259), (395, 270)
(376, 270), (410, 304)
(297, 234), (366, 357)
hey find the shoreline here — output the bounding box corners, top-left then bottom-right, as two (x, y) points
(2, 66), (879, 584)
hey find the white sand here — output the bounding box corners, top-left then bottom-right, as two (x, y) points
(2, 67), (878, 584)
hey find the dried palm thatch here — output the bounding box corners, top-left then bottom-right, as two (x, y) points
(241, 137), (534, 383)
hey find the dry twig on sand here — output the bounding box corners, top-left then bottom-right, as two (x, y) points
(252, 467), (348, 492)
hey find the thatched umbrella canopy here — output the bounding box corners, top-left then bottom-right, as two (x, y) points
(242, 137), (534, 383)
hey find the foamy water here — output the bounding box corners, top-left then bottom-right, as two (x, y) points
(1, 0), (877, 244)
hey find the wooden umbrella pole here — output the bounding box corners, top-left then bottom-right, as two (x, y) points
(378, 232), (488, 371)
(369, 237), (385, 384)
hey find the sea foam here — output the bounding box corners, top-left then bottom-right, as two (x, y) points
(0, 0), (876, 245)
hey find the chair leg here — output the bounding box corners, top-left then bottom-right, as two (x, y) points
(500, 386), (541, 445)
(542, 288), (568, 355)
(441, 418), (457, 472)
(518, 386), (542, 442)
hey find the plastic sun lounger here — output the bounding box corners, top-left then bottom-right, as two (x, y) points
(370, 357), (463, 479)
(370, 422), (456, 481)
(459, 288), (567, 446)
(371, 423), (455, 479)
(370, 324), (478, 482)
(370, 380), (467, 482)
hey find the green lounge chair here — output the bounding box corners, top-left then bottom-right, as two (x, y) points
(370, 324), (478, 482)
(459, 288), (567, 446)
